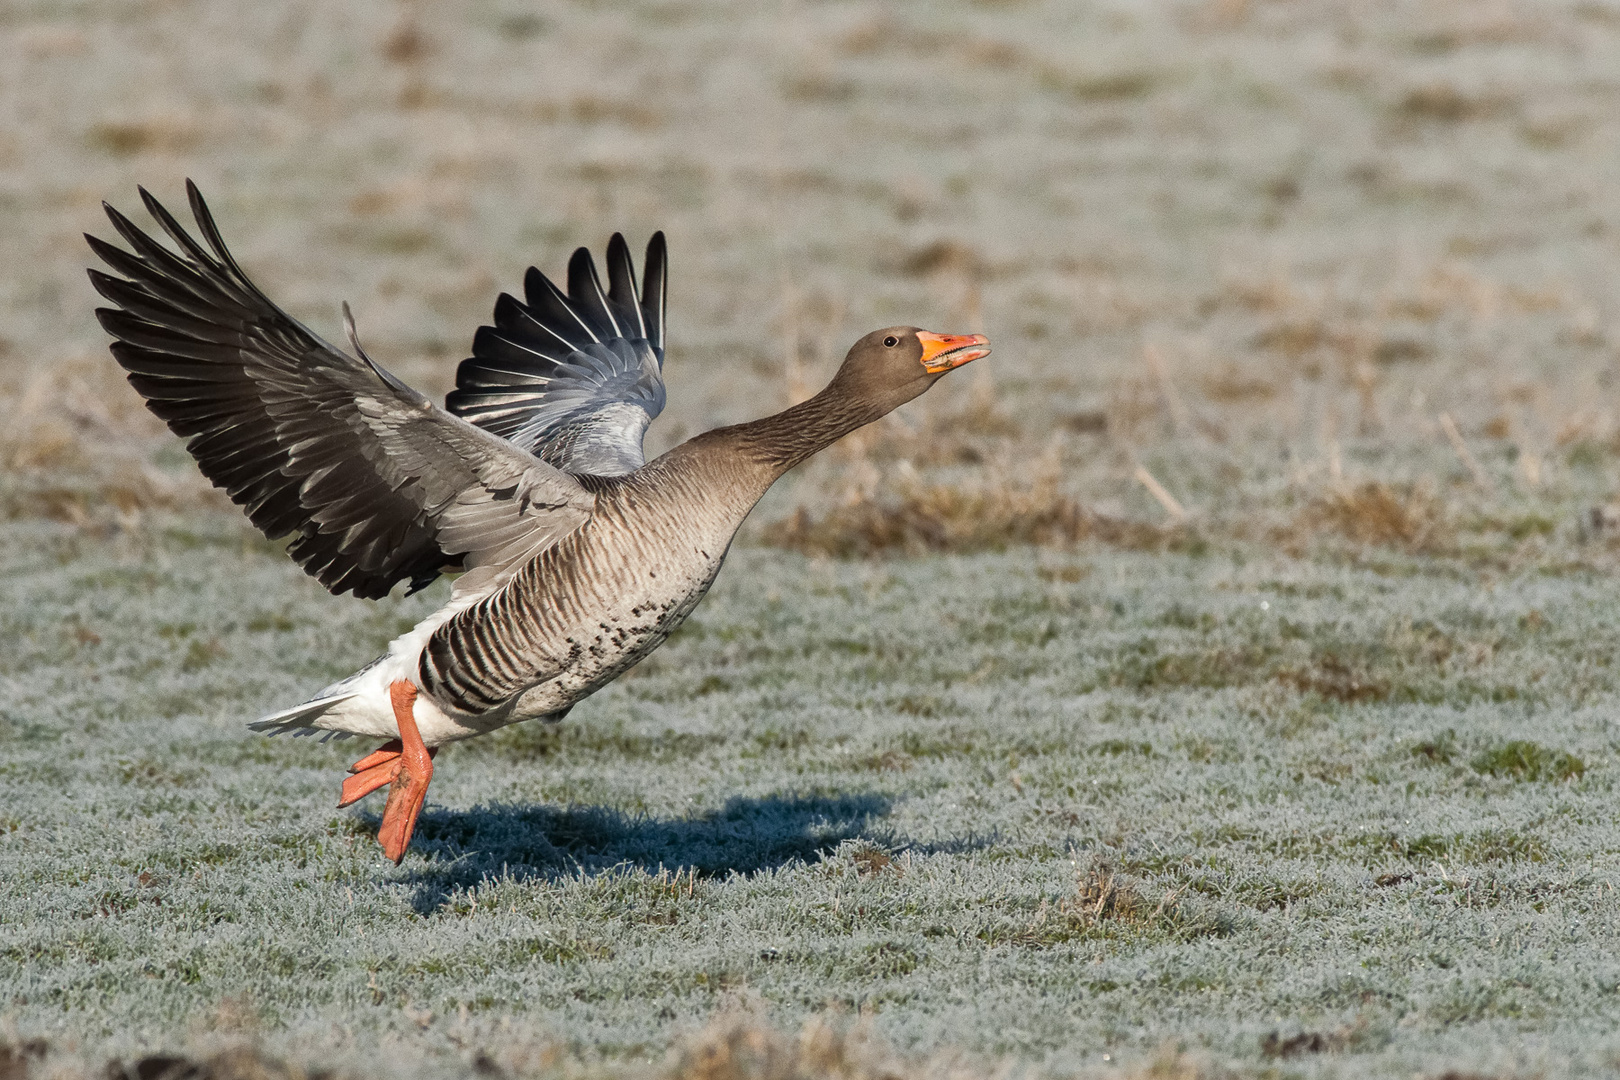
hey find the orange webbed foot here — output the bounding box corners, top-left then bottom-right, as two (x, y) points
(335, 684), (436, 864)
(350, 740), (404, 774)
(338, 738), (403, 807)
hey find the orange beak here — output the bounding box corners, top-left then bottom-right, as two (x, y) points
(917, 331), (991, 374)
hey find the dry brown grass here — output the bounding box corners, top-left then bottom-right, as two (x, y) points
(1064, 858), (1156, 928)
(892, 240), (984, 280)
(1197, 363), (1276, 405)
(1291, 481), (1452, 554)
(1257, 1026), (1354, 1059)
(760, 474), (1176, 559)
(0, 357), (214, 527)
(1395, 83), (1514, 125)
(1275, 654), (1391, 704)
(0, 1040), (46, 1080)
(661, 1012), (969, 1080)
(86, 114), (201, 157)
(988, 856), (1218, 952)
(4, 1013), (1229, 1080)
(0, 464), (191, 527)
(824, 377), (1023, 468)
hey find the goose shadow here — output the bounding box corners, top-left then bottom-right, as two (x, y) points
(381, 791), (930, 914)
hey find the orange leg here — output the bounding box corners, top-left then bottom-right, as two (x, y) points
(335, 682), (436, 864)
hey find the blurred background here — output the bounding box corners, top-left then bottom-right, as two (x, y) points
(5, 0), (1620, 558)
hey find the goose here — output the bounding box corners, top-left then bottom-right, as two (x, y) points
(87, 182), (990, 863)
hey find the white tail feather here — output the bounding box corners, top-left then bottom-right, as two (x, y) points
(248, 693), (355, 737)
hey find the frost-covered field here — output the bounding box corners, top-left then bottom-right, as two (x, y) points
(9, 0), (1620, 1077)
(8, 520), (1620, 1079)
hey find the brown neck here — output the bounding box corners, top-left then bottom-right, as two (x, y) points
(652, 367), (931, 517)
(722, 380), (897, 477)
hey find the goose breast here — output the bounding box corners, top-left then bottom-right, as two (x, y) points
(417, 462), (757, 728)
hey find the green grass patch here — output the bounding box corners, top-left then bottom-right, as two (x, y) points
(1471, 741), (1587, 782)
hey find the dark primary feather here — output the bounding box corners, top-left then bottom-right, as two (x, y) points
(87, 181), (595, 600)
(446, 233), (669, 476)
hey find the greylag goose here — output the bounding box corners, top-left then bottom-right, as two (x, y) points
(86, 182), (990, 863)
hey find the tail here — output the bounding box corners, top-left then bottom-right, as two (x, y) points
(248, 693), (357, 739)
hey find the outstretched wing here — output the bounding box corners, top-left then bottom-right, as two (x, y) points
(445, 233), (668, 476)
(86, 181), (596, 601)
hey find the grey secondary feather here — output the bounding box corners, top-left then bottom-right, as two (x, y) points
(446, 234), (668, 476)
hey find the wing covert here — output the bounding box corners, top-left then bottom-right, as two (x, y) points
(87, 181), (595, 601)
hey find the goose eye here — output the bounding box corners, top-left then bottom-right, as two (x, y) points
(883, 335), (898, 348)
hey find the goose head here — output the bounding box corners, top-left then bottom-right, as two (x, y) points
(829, 326), (992, 415)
